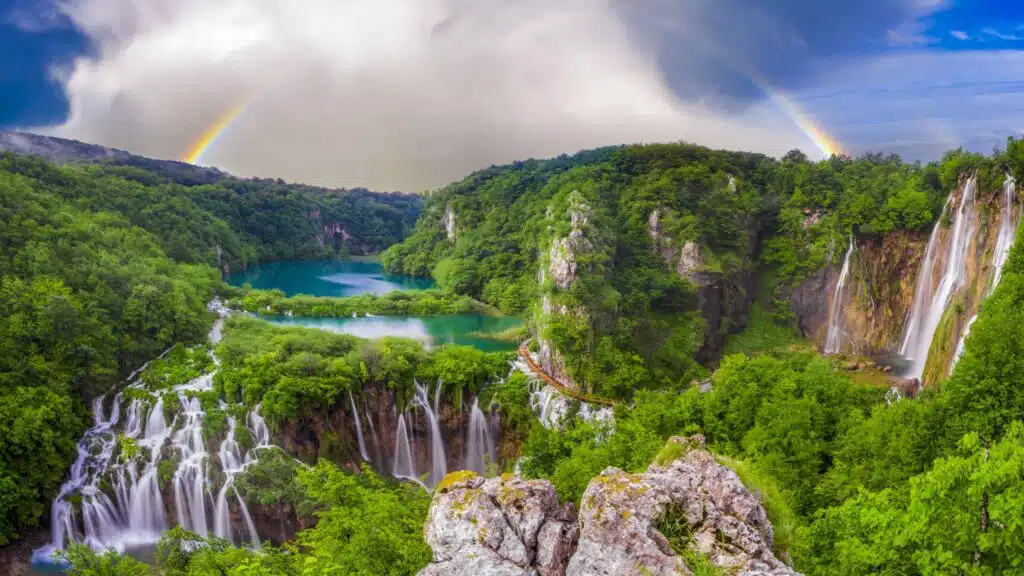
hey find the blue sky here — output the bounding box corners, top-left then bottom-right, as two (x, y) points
(0, 0), (1022, 189)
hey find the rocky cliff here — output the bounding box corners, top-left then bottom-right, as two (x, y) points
(792, 174), (1020, 385)
(648, 206), (756, 365)
(418, 436), (799, 576)
(791, 230), (928, 355)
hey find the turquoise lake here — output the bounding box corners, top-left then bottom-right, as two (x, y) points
(227, 260), (435, 297)
(228, 261), (520, 352)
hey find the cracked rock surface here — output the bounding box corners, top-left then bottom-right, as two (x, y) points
(419, 436), (801, 576)
(566, 435), (799, 576)
(418, 472), (578, 576)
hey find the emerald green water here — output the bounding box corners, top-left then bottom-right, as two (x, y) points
(229, 261), (519, 351)
(227, 260), (435, 297)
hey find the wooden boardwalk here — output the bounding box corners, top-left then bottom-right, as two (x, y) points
(518, 342), (617, 407)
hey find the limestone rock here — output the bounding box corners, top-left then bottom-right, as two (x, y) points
(677, 241), (703, 280)
(566, 436), (799, 576)
(419, 472), (578, 576)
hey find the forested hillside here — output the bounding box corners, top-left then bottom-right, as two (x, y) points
(0, 150), (421, 546)
(2, 148), (423, 269)
(383, 142), (1018, 398)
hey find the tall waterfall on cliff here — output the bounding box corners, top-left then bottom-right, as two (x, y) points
(950, 174), (1019, 372)
(824, 236), (855, 354)
(349, 390), (370, 461)
(899, 175), (978, 379)
(35, 303), (269, 560)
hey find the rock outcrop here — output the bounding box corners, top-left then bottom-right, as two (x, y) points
(567, 436), (797, 576)
(420, 437), (799, 576)
(419, 472), (578, 576)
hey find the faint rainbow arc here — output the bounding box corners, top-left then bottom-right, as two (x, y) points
(182, 99), (250, 165)
(766, 88), (843, 158)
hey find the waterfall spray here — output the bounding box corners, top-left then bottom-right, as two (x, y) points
(349, 390), (369, 461)
(465, 397), (496, 475)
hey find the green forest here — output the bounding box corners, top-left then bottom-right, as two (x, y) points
(5, 136), (1024, 575)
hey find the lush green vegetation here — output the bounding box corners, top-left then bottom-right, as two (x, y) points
(21, 137), (1024, 575)
(0, 157), (222, 544)
(214, 316), (512, 427)
(0, 149), (418, 546)
(232, 288), (496, 317)
(3, 152), (422, 270)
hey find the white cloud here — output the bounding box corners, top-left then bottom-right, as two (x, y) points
(886, 27), (935, 46)
(39, 0), (808, 190)
(950, 30), (969, 40)
(983, 27), (1024, 41)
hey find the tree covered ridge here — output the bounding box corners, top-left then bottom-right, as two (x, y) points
(2, 152), (423, 270)
(381, 140), (1024, 396)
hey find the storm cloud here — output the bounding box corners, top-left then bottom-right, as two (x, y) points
(29, 0), (948, 189)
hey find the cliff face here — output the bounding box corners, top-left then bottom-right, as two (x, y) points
(792, 230), (928, 355)
(648, 207), (756, 364)
(418, 436), (799, 576)
(793, 175), (1020, 385)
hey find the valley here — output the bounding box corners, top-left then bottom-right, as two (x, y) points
(4, 138), (1024, 575)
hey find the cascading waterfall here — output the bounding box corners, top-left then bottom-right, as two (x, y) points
(464, 397), (496, 475)
(899, 175), (978, 379)
(391, 412), (419, 485)
(950, 173), (1019, 372)
(824, 236), (855, 354)
(412, 381), (447, 488)
(35, 302), (274, 562)
(349, 390), (370, 461)
(213, 413), (260, 547)
(364, 399), (381, 467)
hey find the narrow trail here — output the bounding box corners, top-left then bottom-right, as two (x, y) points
(518, 341), (617, 407)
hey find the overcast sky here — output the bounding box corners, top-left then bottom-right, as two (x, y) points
(2, 0), (1023, 190)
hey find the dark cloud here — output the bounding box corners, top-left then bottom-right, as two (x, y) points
(616, 0), (936, 108)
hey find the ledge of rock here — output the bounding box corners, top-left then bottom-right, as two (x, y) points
(418, 471), (579, 576)
(566, 435), (799, 576)
(419, 437), (799, 576)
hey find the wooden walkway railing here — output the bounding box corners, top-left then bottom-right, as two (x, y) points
(519, 341), (617, 407)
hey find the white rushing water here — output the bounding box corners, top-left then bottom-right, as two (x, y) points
(411, 381), (447, 488)
(899, 175), (978, 379)
(950, 173), (1019, 373)
(464, 397), (496, 475)
(35, 302), (270, 562)
(824, 236), (855, 354)
(349, 390), (370, 462)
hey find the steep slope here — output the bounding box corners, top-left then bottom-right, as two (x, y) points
(2, 134), (424, 266)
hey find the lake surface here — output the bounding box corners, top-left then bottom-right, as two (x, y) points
(257, 314), (521, 352)
(227, 260), (435, 297)
(230, 261), (520, 351)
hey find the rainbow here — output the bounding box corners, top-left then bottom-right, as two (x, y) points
(182, 100), (249, 165)
(766, 89), (844, 158)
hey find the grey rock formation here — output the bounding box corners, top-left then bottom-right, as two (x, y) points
(419, 472), (578, 576)
(566, 435), (798, 576)
(676, 241), (704, 280)
(420, 437), (800, 576)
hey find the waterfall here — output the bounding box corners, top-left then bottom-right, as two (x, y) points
(171, 395), (211, 537)
(364, 398), (381, 467)
(899, 176), (978, 379)
(824, 236), (855, 354)
(349, 390), (369, 461)
(950, 174), (1019, 373)
(391, 412), (419, 485)
(464, 397), (496, 475)
(412, 381), (447, 488)
(991, 174), (1019, 289)
(35, 301), (273, 560)
(213, 415), (260, 547)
